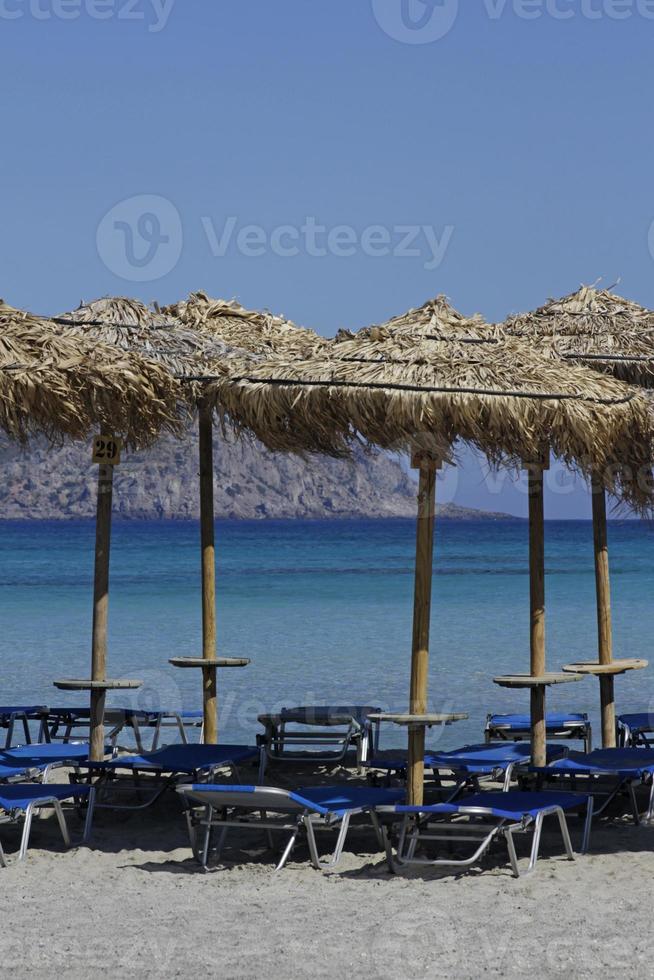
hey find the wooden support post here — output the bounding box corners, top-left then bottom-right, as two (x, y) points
(199, 402), (218, 744)
(527, 461), (547, 768)
(407, 455), (439, 806)
(90, 459), (114, 762)
(592, 475), (616, 748)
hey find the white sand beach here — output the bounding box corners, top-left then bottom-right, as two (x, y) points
(2, 762), (654, 980)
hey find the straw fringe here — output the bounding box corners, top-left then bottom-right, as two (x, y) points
(209, 326), (654, 511)
(1, 301), (181, 447)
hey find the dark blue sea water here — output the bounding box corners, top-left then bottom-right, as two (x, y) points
(1, 518), (653, 750)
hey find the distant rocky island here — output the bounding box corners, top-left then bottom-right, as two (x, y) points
(0, 430), (517, 521)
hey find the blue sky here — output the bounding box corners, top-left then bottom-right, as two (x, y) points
(2, 1), (653, 517)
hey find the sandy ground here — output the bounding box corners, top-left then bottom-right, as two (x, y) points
(2, 759), (654, 979)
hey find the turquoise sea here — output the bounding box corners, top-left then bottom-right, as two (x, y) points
(1, 518), (653, 750)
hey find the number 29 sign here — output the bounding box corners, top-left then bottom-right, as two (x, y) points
(92, 435), (123, 466)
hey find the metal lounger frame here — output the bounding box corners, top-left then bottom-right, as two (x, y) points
(87, 750), (266, 811)
(0, 787), (95, 867)
(530, 769), (654, 824)
(42, 709), (200, 753)
(260, 716), (381, 771)
(485, 715), (592, 753)
(617, 719), (654, 750)
(180, 787), (385, 872)
(2, 709), (47, 750)
(375, 799), (593, 878)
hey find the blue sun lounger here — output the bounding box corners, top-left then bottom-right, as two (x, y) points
(616, 713), (654, 749)
(0, 705), (48, 749)
(1, 742), (108, 781)
(0, 783), (95, 866)
(530, 748), (654, 824)
(0, 762), (39, 783)
(485, 713), (591, 751)
(176, 783), (404, 871)
(258, 705), (382, 770)
(377, 790), (593, 878)
(82, 743), (266, 809)
(43, 706), (204, 752)
(367, 742), (568, 793)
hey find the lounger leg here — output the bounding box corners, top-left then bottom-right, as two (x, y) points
(628, 782), (641, 825)
(53, 800), (72, 849)
(18, 804), (36, 860)
(257, 748), (267, 784)
(0, 840), (6, 869)
(132, 718), (144, 754)
(304, 813), (351, 871)
(369, 810), (385, 850)
(83, 788), (95, 843)
(503, 763), (515, 792)
(556, 808), (575, 861)
(504, 828), (521, 878)
(200, 806), (214, 867)
(381, 823), (398, 873)
(213, 824), (229, 863)
(581, 797), (594, 854)
(644, 780), (654, 824)
(526, 813), (545, 874)
(275, 821), (302, 871)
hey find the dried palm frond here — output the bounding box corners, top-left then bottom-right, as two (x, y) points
(164, 291), (325, 357)
(57, 296), (244, 382)
(0, 302), (181, 447)
(335, 295), (498, 345)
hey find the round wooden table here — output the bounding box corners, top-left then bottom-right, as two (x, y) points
(562, 658), (648, 677)
(367, 712), (468, 728)
(168, 657), (250, 669)
(53, 678), (143, 691)
(493, 672), (585, 689)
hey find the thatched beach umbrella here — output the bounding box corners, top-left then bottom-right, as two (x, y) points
(56, 296), (244, 748)
(208, 325), (653, 803)
(504, 286), (654, 747)
(1, 301), (181, 760)
(59, 294), (322, 747)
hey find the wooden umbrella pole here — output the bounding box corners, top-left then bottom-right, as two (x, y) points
(199, 402), (218, 744)
(527, 460), (547, 768)
(407, 455), (439, 806)
(89, 456), (114, 762)
(592, 474), (616, 747)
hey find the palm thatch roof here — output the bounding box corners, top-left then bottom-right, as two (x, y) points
(504, 286), (654, 387)
(1, 301), (181, 447)
(209, 327), (654, 510)
(164, 291), (326, 356)
(335, 295), (498, 345)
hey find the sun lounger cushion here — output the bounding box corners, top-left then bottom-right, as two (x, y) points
(0, 783), (92, 812)
(393, 790), (590, 821)
(179, 783), (404, 817)
(487, 713), (588, 730)
(88, 743), (260, 773)
(536, 748), (654, 777)
(2, 743), (98, 766)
